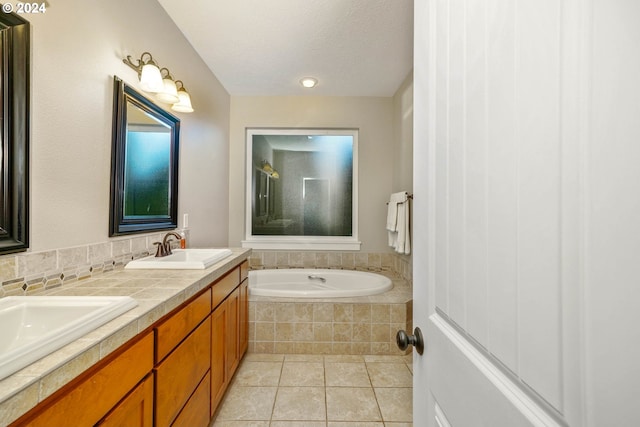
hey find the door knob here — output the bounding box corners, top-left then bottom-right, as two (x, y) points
(396, 327), (424, 355)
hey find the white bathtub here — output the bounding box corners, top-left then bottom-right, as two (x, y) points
(249, 269), (393, 298)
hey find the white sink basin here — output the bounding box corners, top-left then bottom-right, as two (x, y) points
(125, 248), (233, 270)
(0, 296), (138, 380)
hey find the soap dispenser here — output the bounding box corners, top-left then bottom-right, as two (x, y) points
(179, 229), (187, 248)
(179, 213), (190, 248)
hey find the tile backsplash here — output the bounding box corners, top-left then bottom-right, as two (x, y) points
(0, 234), (163, 297)
(0, 242), (413, 297)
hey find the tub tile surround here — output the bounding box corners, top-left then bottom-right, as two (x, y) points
(249, 250), (413, 283)
(212, 353), (413, 425)
(248, 250), (413, 356)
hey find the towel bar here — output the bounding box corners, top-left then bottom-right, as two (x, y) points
(386, 193), (413, 205)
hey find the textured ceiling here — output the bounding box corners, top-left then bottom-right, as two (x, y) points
(157, 0), (414, 97)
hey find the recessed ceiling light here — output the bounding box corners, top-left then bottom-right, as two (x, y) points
(300, 77), (318, 88)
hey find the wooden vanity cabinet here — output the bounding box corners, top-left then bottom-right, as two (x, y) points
(10, 259), (249, 427)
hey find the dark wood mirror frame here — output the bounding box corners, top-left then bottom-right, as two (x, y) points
(0, 13), (29, 254)
(109, 76), (180, 236)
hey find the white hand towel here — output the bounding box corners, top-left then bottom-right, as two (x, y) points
(395, 198), (411, 254)
(387, 192), (407, 231)
(386, 192), (411, 254)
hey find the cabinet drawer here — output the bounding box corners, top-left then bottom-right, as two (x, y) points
(172, 371), (211, 427)
(156, 288), (211, 362)
(21, 333), (154, 427)
(156, 317), (211, 427)
(212, 267), (239, 309)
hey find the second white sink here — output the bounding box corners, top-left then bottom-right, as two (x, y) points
(0, 296), (138, 380)
(125, 248), (233, 270)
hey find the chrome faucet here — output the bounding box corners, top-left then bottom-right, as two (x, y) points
(153, 231), (183, 257)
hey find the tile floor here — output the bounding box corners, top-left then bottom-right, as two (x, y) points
(211, 353), (413, 426)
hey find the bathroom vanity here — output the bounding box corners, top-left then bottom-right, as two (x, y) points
(3, 249), (250, 427)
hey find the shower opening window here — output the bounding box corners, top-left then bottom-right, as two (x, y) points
(243, 128), (360, 250)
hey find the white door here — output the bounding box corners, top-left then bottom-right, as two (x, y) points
(412, 0), (640, 426)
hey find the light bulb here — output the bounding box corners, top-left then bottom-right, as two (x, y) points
(139, 63), (164, 93)
(171, 88), (194, 113)
(300, 77), (318, 88)
(157, 77), (179, 103)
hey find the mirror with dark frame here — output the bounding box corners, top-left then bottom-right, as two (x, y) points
(109, 77), (180, 236)
(0, 13), (29, 254)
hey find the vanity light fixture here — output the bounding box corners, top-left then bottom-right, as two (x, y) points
(171, 81), (194, 113)
(300, 77), (318, 88)
(123, 51), (194, 113)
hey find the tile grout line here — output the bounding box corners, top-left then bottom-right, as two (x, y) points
(270, 358), (286, 423)
(324, 356), (329, 425)
(365, 359), (385, 424)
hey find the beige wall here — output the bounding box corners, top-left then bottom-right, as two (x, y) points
(392, 71), (414, 194)
(229, 96), (396, 252)
(391, 72), (414, 263)
(26, 0), (230, 252)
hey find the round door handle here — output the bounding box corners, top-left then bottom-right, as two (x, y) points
(396, 327), (424, 355)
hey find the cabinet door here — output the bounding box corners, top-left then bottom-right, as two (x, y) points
(172, 372), (211, 427)
(97, 373), (154, 427)
(210, 301), (227, 415)
(239, 279), (249, 356)
(226, 286), (240, 377)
